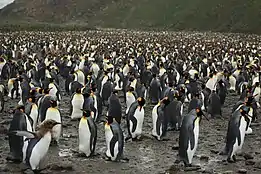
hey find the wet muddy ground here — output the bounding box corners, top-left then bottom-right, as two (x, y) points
(0, 79), (261, 174)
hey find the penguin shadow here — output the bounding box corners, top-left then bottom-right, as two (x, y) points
(70, 149), (101, 159)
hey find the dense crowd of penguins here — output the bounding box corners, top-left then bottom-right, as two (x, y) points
(0, 31), (260, 173)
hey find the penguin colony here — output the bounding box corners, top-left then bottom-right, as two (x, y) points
(0, 30), (260, 173)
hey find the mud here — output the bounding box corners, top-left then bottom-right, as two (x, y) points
(0, 78), (261, 174)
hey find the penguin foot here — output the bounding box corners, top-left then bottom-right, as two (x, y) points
(232, 155), (237, 162)
(120, 157), (130, 163)
(227, 157), (236, 163)
(125, 136), (132, 142)
(50, 140), (58, 146)
(33, 169), (41, 174)
(6, 156), (22, 164)
(77, 153), (87, 158)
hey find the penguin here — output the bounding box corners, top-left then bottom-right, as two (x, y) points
(228, 73), (236, 92)
(78, 109), (97, 157)
(70, 88), (84, 120)
(114, 69), (124, 91)
(101, 79), (113, 107)
(149, 74), (161, 104)
(75, 69), (85, 86)
(38, 89), (53, 122)
(223, 106), (251, 163)
(7, 105), (33, 163)
(8, 119), (61, 173)
(69, 81), (83, 95)
(8, 78), (19, 99)
(19, 77), (31, 105)
(104, 116), (125, 162)
(217, 79), (227, 106)
(187, 93), (203, 113)
(108, 90), (122, 124)
(125, 86), (137, 115)
(48, 78), (61, 103)
(44, 98), (62, 144)
(207, 90), (222, 118)
(0, 84), (5, 112)
(25, 96), (39, 131)
(178, 108), (206, 167)
(151, 97), (170, 141)
(126, 97), (146, 141)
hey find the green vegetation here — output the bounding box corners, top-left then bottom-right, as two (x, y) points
(0, 0), (260, 33)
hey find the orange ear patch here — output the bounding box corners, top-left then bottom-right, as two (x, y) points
(196, 108), (200, 113)
(138, 97), (142, 102)
(240, 109), (243, 113)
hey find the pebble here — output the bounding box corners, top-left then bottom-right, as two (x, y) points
(210, 149), (219, 154)
(254, 161), (261, 169)
(237, 169), (247, 173)
(199, 155), (209, 162)
(245, 160), (255, 165)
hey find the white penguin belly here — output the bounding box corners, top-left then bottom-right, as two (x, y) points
(151, 104), (160, 139)
(229, 76), (236, 91)
(8, 79), (14, 98)
(48, 83), (58, 98)
(29, 132), (52, 170)
(187, 118), (200, 164)
(126, 93), (136, 114)
(131, 108), (144, 138)
(246, 108), (253, 134)
(105, 125), (113, 158)
(71, 95), (84, 119)
(93, 96), (98, 121)
(100, 76), (108, 97)
(76, 71), (85, 86)
(23, 115), (33, 162)
(231, 116), (247, 158)
(45, 108), (61, 141)
(30, 104), (39, 131)
(79, 119), (92, 156)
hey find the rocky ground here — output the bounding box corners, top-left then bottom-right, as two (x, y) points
(0, 78), (261, 174)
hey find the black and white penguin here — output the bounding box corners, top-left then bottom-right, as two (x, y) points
(104, 116), (125, 162)
(38, 89), (53, 122)
(178, 108), (206, 167)
(45, 98), (62, 144)
(207, 90), (222, 118)
(151, 97), (170, 140)
(0, 84), (5, 112)
(8, 119), (61, 173)
(78, 109), (97, 157)
(48, 78), (61, 104)
(25, 96), (39, 131)
(8, 78), (20, 99)
(125, 86), (137, 115)
(108, 90), (122, 124)
(149, 74), (161, 104)
(19, 77), (31, 105)
(187, 93), (203, 113)
(7, 105), (33, 163)
(70, 88), (84, 120)
(74, 69), (86, 86)
(126, 97), (146, 141)
(217, 79), (227, 106)
(222, 106), (251, 162)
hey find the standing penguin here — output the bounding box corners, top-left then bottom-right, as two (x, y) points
(125, 87), (137, 115)
(149, 74), (161, 104)
(78, 109), (97, 157)
(7, 105), (33, 163)
(48, 78), (61, 104)
(108, 90), (122, 124)
(25, 96), (39, 131)
(8, 119), (61, 173)
(178, 108), (206, 167)
(126, 97), (146, 141)
(217, 79), (227, 106)
(0, 84), (5, 112)
(151, 97), (170, 141)
(70, 88), (84, 120)
(45, 98), (62, 144)
(104, 116), (125, 162)
(222, 106), (251, 162)
(208, 90), (222, 118)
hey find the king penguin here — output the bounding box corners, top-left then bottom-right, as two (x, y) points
(44, 98), (62, 144)
(223, 106), (251, 163)
(7, 105), (33, 163)
(25, 96), (39, 131)
(70, 88), (84, 120)
(151, 97), (170, 141)
(178, 108), (206, 167)
(78, 109), (97, 157)
(8, 119), (61, 173)
(0, 84), (5, 112)
(104, 116), (125, 162)
(126, 97), (146, 141)
(125, 86), (137, 115)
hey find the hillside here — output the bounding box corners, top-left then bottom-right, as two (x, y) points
(0, 0), (260, 33)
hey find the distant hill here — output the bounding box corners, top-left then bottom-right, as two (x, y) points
(0, 0), (260, 33)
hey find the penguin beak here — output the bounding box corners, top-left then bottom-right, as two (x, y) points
(55, 122), (62, 125)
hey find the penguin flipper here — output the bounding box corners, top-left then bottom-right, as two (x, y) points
(188, 125), (195, 150)
(131, 117), (137, 133)
(9, 130), (36, 139)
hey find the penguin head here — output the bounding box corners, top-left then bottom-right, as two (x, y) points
(161, 97), (170, 106)
(137, 97), (146, 108)
(106, 115), (114, 125)
(239, 106), (250, 116)
(255, 82), (260, 87)
(128, 86), (134, 92)
(43, 88), (52, 95)
(16, 105), (25, 113)
(49, 78), (54, 83)
(81, 109), (92, 118)
(76, 88), (82, 94)
(28, 96), (36, 103)
(50, 98), (58, 108)
(196, 108), (204, 117)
